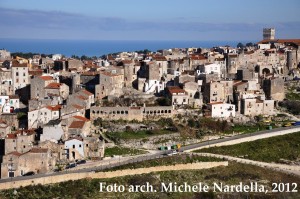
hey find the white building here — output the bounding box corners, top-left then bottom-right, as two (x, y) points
(197, 63), (221, 76)
(0, 95), (20, 113)
(11, 63), (29, 92)
(207, 102), (235, 118)
(52, 54), (62, 61)
(28, 105), (61, 128)
(64, 138), (85, 160)
(40, 120), (64, 143)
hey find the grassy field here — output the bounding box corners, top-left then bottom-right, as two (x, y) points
(197, 132), (300, 163)
(104, 146), (147, 157)
(286, 91), (300, 101)
(105, 129), (175, 142)
(2, 162), (299, 199)
(100, 154), (221, 172)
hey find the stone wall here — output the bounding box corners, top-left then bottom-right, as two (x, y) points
(0, 161), (228, 190)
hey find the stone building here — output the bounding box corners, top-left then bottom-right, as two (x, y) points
(166, 86), (189, 106)
(91, 105), (173, 121)
(4, 130), (36, 155)
(30, 76), (56, 99)
(203, 81), (225, 103)
(0, 68), (13, 95)
(0, 113), (18, 130)
(95, 70), (124, 99)
(1, 148), (55, 179)
(44, 82), (69, 100)
(0, 120), (10, 138)
(262, 77), (285, 101)
(67, 116), (91, 138)
(11, 60), (29, 93)
(241, 98), (275, 116)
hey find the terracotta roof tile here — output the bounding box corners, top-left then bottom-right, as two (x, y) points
(29, 148), (48, 153)
(72, 104), (84, 110)
(73, 115), (89, 121)
(81, 89), (93, 96)
(69, 121), (85, 129)
(45, 82), (61, 89)
(46, 105), (61, 111)
(39, 76), (53, 81)
(167, 86), (186, 94)
(7, 151), (22, 156)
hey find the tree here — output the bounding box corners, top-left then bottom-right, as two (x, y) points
(237, 42), (244, 49)
(246, 42), (254, 47)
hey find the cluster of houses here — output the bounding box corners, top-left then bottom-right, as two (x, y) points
(0, 28), (299, 179)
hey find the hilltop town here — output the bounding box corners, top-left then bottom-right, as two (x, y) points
(0, 28), (299, 180)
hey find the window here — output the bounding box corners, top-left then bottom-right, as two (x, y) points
(183, 99), (186, 102)
(73, 145), (75, 149)
(86, 144), (88, 147)
(16, 72), (19, 76)
(23, 73), (26, 77)
(23, 145), (26, 148)
(79, 144), (82, 148)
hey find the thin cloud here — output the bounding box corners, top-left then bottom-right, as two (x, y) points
(0, 7), (299, 40)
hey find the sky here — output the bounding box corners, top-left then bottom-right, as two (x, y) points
(0, 0), (299, 41)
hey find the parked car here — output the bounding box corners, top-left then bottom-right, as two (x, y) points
(77, 160), (86, 164)
(65, 163), (76, 169)
(22, 171), (35, 176)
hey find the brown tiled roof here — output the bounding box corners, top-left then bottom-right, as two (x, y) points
(258, 39), (300, 46)
(81, 71), (98, 76)
(29, 148), (48, 153)
(6, 133), (17, 139)
(256, 99), (263, 103)
(73, 115), (89, 121)
(234, 81), (247, 87)
(45, 82), (61, 89)
(46, 105), (61, 111)
(121, 60), (133, 64)
(39, 76), (53, 81)
(167, 86), (186, 94)
(208, 102), (224, 105)
(190, 55), (206, 60)
(76, 95), (88, 101)
(29, 70), (43, 76)
(72, 104), (84, 110)
(153, 56), (167, 61)
(7, 151), (22, 156)
(69, 121), (85, 129)
(81, 89), (93, 96)
(11, 60), (28, 67)
(9, 95), (19, 99)
(100, 71), (120, 77)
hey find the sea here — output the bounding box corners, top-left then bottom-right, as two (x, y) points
(0, 38), (247, 57)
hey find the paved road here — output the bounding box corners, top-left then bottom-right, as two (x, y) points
(1, 125), (300, 184)
(181, 125), (300, 152)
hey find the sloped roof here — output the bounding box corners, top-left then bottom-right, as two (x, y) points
(45, 82), (61, 89)
(46, 105), (61, 111)
(69, 121), (85, 129)
(38, 76), (53, 81)
(167, 86), (186, 94)
(73, 115), (89, 121)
